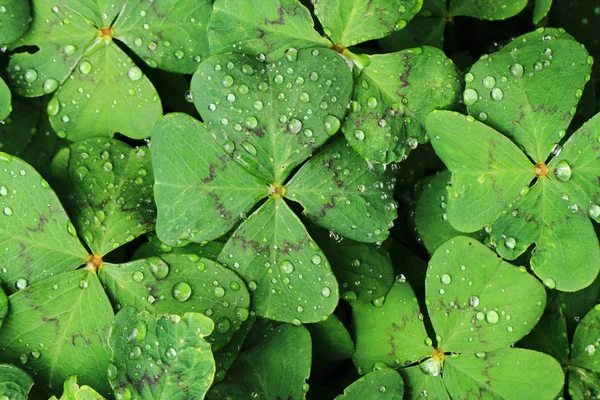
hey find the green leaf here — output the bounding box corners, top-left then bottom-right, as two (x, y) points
(307, 314), (354, 361)
(414, 171), (486, 253)
(0, 285), (6, 328)
(50, 376), (106, 400)
(490, 179), (599, 292)
(209, 324), (311, 399)
(0, 269), (113, 394)
(464, 28), (591, 162)
(345, 47), (461, 163)
(112, 0), (213, 73)
(571, 304), (600, 374)
(548, 112), (600, 224)
(208, 0), (330, 61)
(312, 0), (422, 47)
(352, 280), (433, 373)
(426, 237), (546, 353)
(108, 308), (215, 400)
(0, 0), (31, 45)
(287, 136), (397, 243)
(569, 366), (600, 399)
(0, 78), (11, 121)
(442, 349), (564, 399)
(98, 254), (250, 351)
(0, 98), (67, 179)
(533, 0), (553, 24)
(0, 153), (88, 293)
(334, 368), (404, 399)
(152, 113), (266, 246)
(427, 110), (534, 232)
(191, 48), (354, 182)
(449, 0), (528, 19)
(51, 138), (155, 256)
(218, 198), (339, 323)
(213, 317), (254, 383)
(132, 234), (225, 261)
(0, 364), (33, 399)
(399, 365), (447, 400)
(311, 226), (395, 303)
(49, 42), (162, 141)
(379, 14), (446, 51)
(7, 1), (98, 97)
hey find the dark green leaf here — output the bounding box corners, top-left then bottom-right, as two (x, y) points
(399, 365), (447, 400)
(218, 198), (339, 323)
(0, 364), (33, 399)
(571, 304), (600, 374)
(352, 280), (433, 373)
(449, 0), (528, 19)
(209, 324), (311, 399)
(426, 237), (546, 353)
(0, 0), (31, 45)
(334, 368), (404, 400)
(464, 28), (591, 162)
(152, 113), (266, 246)
(287, 136), (397, 243)
(191, 48), (353, 182)
(0, 269), (113, 394)
(307, 314), (354, 361)
(99, 254), (250, 351)
(51, 138), (155, 256)
(112, 0), (213, 73)
(533, 0), (553, 24)
(312, 0), (422, 47)
(208, 0), (330, 61)
(345, 47), (461, 163)
(213, 317), (255, 383)
(0, 153), (88, 293)
(0, 78), (10, 121)
(311, 226), (395, 303)
(108, 307), (215, 400)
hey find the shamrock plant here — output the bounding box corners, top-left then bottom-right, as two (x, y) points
(0, 0), (30, 47)
(0, 145), (250, 393)
(208, 0), (462, 164)
(152, 47), (398, 324)
(6, 0), (212, 140)
(352, 236), (563, 398)
(426, 28), (600, 291)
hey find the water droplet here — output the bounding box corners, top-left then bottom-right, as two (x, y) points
(509, 63), (524, 79)
(288, 118), (302, 134)
(222, 75), (234, 88)
(585, 344), (596, 356)
(464, 73), (474, 83)
(321, 286), (331, 297)
(485, 310), (499, 324)
(504, 236), (516, 249)
(588, 204), (600, 219)
(216, 317), (231, 333)
(24, 69), (38, 83)
(42, 79), (59, 94)
(299, 92), (310, 103)
(3, 207), (12, 216)
(184, 91), (194, 102)
(0, 186), (7, 196)
(148, 257), (169, 279)
(419, 358), (441, 376)
(274, 74), (284, 84)
(241, 141), (257, 156)
(366, 97), (378, 109)
(554, 160), (572, 182)
(323, 115), (341, 135)
(543, 277), (556, 289)
(311, 255), (322, 265)
(491, 88), (503, 101)
(463, 88), (478, 106)
(172, 282), (192, 301)
(245, 116), (258, 129)
(285, 48), (298, 62)
(354, 130), (365, 141)
(67, 221), (77, 237)
(482, 76), (496, 89)
(372, 296), (385, 307)
(15, 278), (27, 290)
(132, 271), (144, 282)
(79, 61), (92, 75)
(279, 260), (295, 275)
(469, 296), (480, 308)
(127, 67), (143, 81)
(440, 274), (452, 284)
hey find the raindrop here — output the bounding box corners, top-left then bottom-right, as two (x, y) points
(485, 310), (499, 324)
(440, 274), (452, 284)
(15, 278), (27, 290)
(504, 236), (516, 249)
(323, 115), (341, 135)
(366, 97), (378, 109)
(148, 257), (170, 279)
(463, 88), (478, 106)
(279, 260), (295, 275)
(588, 204), (600, 219)
(469, 296), (480, 308)
(299, 92), (310, 103)
(222, 75), (234, 88)
(245, 116), (258, 129)
(214, 286), (226, 298)
(132, 271), (144, 282)
(510, 63), (524, 79)
(79, 61), (92, 75)
(288, 118), (302, 134)
(42, 79), (59, 94)
(24, 69), (38, 83)
(491, 88), (503, 101)
(482, 76), (496, 89)
(554, 160), (572, 182)
(0, 186), (7, 196)
(585, 344), (596, 356)
(354, 130), (366, 141)
(543, 277), (556, 289)
(419, 358), (440, 377)
(321, 286), (331, 297)
(311, 255), (322, 265)
(242, 141), (257, 156)
(3, 207), (12, 216)
(172, 282), (192, 301)
(127, 67), (143, 81)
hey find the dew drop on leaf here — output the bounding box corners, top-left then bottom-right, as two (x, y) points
(485, 310), (499, 324)
(172, 282), (192, 301)
(554, 160), (572, 182)
(463, 88), (478, 106)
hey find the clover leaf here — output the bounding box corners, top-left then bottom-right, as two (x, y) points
(352, 236), (564, 399)
(0, 364), (33, 399)
(7, 0), (212, 140)
(0, 78), (10, 121)
(50, 376), (106, 400)
(208, 323), (311, 399)
(0, 152), (250, 391)
(206, 0), (462, 164)
(335, 368), (404, 400)
(154, 49), (398, 323)
(108, 308), (215, 399)
(426, 30), (600, 291)
(0, 0), (30, 46)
